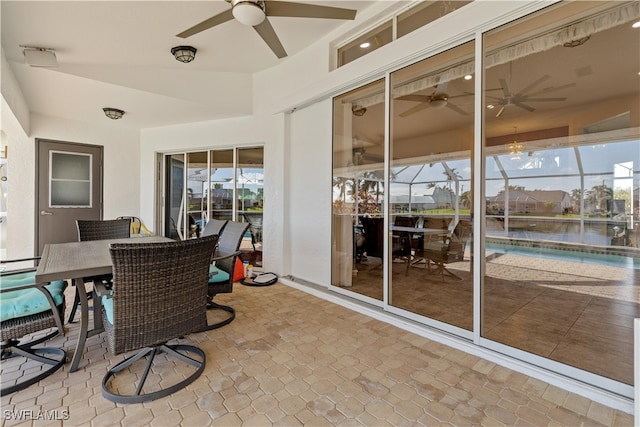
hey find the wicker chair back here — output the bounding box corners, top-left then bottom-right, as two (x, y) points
(106, 235), (218, 354)
(76, 218), (131, 241)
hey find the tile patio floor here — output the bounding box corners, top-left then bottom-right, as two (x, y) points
(0, 281), (635, 426)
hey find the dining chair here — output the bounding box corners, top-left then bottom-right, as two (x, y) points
(201, 218), (229, 238)
(205, 220), (250, 331)
(0, 258), (67, 396)
(68, 218), (132, 323)
(360, 217), (411, 273)
(99, 235), (218, 403)
(423, 219), (472, 280)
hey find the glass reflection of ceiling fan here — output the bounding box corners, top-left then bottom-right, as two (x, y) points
(397, 80), (471, 117)
(487, 64), (576, 117)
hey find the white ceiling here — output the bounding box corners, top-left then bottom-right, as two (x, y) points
(1, 0), (374, 130)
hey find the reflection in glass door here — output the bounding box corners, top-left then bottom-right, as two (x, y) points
(389, 41), (475, 334)
(332, 79), (386, 302)
(165, 154), (184, 239)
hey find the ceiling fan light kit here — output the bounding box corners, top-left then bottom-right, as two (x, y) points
(103, 108), (125, 120)
(171, 45), (197, 63)
(232, 0), (266, 26)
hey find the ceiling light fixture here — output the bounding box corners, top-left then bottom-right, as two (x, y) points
(232, 0), (266, 26)
(21, 46), (58, 67)
(508, 126), (523, 160)
(464, 74), (473, 80)
(360, 42), (371, 49)
(103, 108), (125, 120)
(563, 35), (590, 48)
(633, 21), (640, 28)
(352, 105), (367, 116)
(171, 45), (197, 63)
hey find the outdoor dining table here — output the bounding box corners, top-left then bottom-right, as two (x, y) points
(35, 236), (172, 372)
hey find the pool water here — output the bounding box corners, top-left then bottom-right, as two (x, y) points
(486, 244), (640, 270)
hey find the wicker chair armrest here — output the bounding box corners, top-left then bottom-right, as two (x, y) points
(211, 250), (244, 262)
(0, 281), (65, 337)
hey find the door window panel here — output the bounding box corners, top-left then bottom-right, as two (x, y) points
(49, 151), (91, 207)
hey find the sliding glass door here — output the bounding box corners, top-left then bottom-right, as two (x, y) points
(163, 146), (265, 266)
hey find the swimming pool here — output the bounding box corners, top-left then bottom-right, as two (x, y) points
(486, 242), (640, 270)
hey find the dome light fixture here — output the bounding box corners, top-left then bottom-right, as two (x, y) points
(171, 45), (197, 63)
(103, 107), (125, 120)
(232, 0), (266, 26)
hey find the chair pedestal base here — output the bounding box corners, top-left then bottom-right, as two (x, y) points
(102, 344), (205, 404)
(203, 300), (235, 331)
(1, 332), (66, 396)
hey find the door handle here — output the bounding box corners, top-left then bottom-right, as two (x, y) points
(40, 210), (53, 216)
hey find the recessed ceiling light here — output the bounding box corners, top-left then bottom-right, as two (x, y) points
(464, 74), (472, 80)
(360, 42), (371, 49)
(632, 21), (640, 28)
(486, 105), (495, 110)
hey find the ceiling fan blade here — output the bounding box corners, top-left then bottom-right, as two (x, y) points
(514, 102), (535, 112)
(176, 9), (234, 38)
(400, 102), (430, 117)
(265, 1), (356, 20)
(495, 105), (506, 117)
(527, 82), (576, 97)
(524, 97), (567, 102)
(253, 18), (287, 58)
(518, 74), (550, 96)
(498, 78), (510, 97)
(446, 102), (469, 116)
(397, 95), (430, 102)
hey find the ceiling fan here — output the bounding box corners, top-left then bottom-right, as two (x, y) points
(397, 82), (472, 117)
(487, 72), (576, 118)
(176, 0), (357, 59)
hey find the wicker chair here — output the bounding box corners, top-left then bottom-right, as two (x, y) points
(205, 221), (250, 331)
(99, 235), (218, 403)
(67, 218), (132, 323)
(424, 219), (472, 280)
(1, 258), (67, 396)
(201, 218), (229, 238)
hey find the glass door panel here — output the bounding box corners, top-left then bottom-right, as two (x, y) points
(187, 152), (208, 238)
(332, 78), (386, 301)
(482, 1), (639, 386)
(389, 41), (475, 332)
(165, 154), (184, 240)
(237, 147), (264, 266)
(209, 149), (234, 221)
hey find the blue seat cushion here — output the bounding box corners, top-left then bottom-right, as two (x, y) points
(102, 295), (114, 325)
(208, 264), (230, 284)
(0, 272), (67, 322)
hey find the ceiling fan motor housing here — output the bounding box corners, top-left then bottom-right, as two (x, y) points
(232, 0), (266, 26)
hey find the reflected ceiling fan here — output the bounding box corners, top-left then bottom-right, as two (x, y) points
(487, 66), (576, 117)
(397, 82), (471, 117)
(176, 0), (357, 59)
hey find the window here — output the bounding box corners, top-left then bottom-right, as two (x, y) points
(337, 0), (473, 67)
